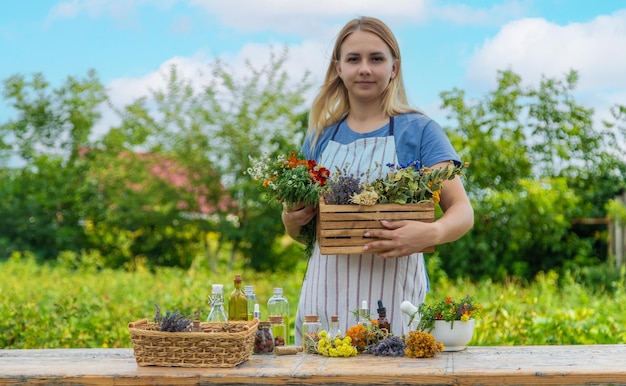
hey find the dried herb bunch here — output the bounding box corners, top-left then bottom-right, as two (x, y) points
(404, 330), (444, 358)
(323, 166), (363, 204)
(372, 161), (467, 205)
(367, 336), (407, 356)
(154, 304), (202, 332)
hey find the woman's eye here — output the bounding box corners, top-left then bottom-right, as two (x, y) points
(372, 56), (384, 62)
(347, 57), (359, 62)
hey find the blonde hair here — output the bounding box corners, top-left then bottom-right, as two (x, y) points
(308, 16), (420, 148)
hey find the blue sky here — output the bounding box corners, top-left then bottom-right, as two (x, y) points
(1, 0), (626, 139)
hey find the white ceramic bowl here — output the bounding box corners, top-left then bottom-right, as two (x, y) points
(430, 319), (475, 351)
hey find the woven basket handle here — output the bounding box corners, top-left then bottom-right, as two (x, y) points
(128, 318), (149, 328)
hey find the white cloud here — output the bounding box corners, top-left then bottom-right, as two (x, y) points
(189, 0), (429, 36)
(432, 0), (526, 26)
(44, 0), (529, 37)
(44, 0), (176, 26)
(465, 10), (626, 92)
(463, 10), (626, 153)
(96, 40), (328, 137)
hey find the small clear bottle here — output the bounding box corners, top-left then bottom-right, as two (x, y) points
(253, 322), (275, 354)
(328, 315), (341, 339)
(228, 274), (248, 321)
(302, 315), (321, 354)
(253, 303), (261, 320)
(206, 284), (227, 323)
(244, 285), (258, 321)
(358, 300), (371, 327)
(269, 315), (287, 347)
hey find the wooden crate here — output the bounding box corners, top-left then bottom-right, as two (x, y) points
(317, 196), (435, 255)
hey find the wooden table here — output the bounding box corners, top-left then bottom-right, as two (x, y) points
(1, 345), (625, 385)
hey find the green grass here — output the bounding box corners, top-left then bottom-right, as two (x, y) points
(1, 253), (624, 348)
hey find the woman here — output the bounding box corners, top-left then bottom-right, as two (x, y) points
(282, 16), (474, 344)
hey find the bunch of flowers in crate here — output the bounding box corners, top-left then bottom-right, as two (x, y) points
(247, 153), (467, 254)
(325, 160), (468, 206)
(318, 160), (467, 255)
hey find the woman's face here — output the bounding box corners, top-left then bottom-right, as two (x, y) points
(336, 30), (398, 103)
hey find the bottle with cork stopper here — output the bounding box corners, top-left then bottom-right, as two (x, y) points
(228, 274), (248, 321)
(302, 315), (321, 354)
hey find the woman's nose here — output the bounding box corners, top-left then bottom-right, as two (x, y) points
(358, 62), (371, 75)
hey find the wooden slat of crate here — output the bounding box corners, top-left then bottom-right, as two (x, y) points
(317, 197), (435, 255)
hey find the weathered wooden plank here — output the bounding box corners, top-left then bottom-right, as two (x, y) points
(1, 346), (625, 385)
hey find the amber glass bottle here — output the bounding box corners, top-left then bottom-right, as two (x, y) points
(377, 300), (391, 333)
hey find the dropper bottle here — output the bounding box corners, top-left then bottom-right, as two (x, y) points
(358, 300), (370, 327)
(376, 300), (391, 333)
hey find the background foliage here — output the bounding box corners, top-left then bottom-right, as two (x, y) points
(1, 254), (624, 348)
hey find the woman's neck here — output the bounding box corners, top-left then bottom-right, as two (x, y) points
(346, 105), (389, 133)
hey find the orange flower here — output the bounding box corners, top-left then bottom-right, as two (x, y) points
(345, 324), (368, 351)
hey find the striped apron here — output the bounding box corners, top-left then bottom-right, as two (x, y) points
(294, 116), (428, 344)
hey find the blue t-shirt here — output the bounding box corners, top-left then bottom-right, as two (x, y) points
(302, 112), (460, 168)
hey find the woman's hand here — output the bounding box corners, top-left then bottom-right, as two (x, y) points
(281, 202), (317, 242)
(362, 220), (440, 258)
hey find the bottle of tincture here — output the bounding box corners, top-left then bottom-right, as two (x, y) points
(377, 300), (391, 333)
(267, 287), (290, 343)
(244, 285), (258, 321)
(228, 274), (248, 321)
(302, 315), (322, 354)
(358, 300), (370, 327)
(269, 315), (287, 348)
(328, 315), (341, 339)
(206, 284), (227, 323)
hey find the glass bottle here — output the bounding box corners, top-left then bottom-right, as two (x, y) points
(377, 300), (391, 333)
(206, 284), (227, 323)
(253, 322), (275, 354)
(228, 274), (248, 321)
(302, 315), (321, 354)
(244, 285), (258, 321)
(328, 314), (341, 339)
(269, 315), (287, 347)
(253, 303), (261, 320)
(358, 300), (370, 327)
(267, 287), (290, 344)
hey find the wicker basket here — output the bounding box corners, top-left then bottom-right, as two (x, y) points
(128, 318), (258, 368)
(317, 196), (435, 255)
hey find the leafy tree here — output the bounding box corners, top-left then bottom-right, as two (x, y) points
(106, 48), (312, 271)
(0, 71), (106, 260)
(438, 69), (626, 280)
